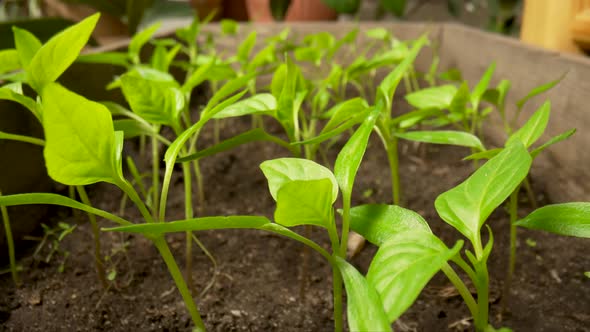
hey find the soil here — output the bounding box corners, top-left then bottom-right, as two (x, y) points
(1, 112), (589, 332)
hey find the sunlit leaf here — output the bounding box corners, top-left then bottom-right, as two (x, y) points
(275, 179), (335, 228)
(395, 130), (485, 151)
(515, 203), (590, 238)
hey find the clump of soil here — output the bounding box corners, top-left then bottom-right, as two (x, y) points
(1, 115), (589, 331)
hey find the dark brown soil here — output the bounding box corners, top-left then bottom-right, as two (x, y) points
(1, 114), (589, 332)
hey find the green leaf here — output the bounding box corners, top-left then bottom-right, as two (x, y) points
(463, 148), (502, 161)
(276, 58), (301, 141)
(506, 101), (550, 148)
(260, 158), (338, 202)
(365, 27), (391, 41)
(435, 142), (532, 243)
(349, 204), (430, 246)
(202, 73), (256, 115)
(438, 68), (463, 82)
(213, 93), (276, 119)
(181, 58), (215, 93)
(275, 179), (335, 228)
(405, 85), (457, 110)
(390, 109), (441, 129)
(0, 49), (22, 75)
(120, 74), (184, 125)
(321, 0), (360, 13)
(27, 13), (100, 91)
(515, 203), (590, 238)
(0, 193), (129, 226)
(128, 21), (161, 63)
(76, 52), (130, 67)
(12, 27), (42, 67)
(42, 83), (121, 186)
(335, 257), (390, 332)
(0, 87), (41, 121)
(177, 128), (293, 162)
(220, 19), (239, 35)
(237, 31), (257, 61)
(377, 35), (428, 110)
(367, 230), (462, 322)
(450, 82), (471, 114)
(0, 130), (44, 146)
(516, 74), (565, 109)
(395, 130), (485, 151)
(334, 108), (379, 199)
(530, 129), (576, 158)
(471, 62), (496, 107)
(293, 109), (371, 146)
(321, 98), (369, 133)
(104, 216), (271, 234)
(380, 0), (407, 16)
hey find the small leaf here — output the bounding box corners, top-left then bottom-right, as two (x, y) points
(260, 158), (338, 202)
(438, 68), (463, 82)
(321, 98), (369, 133)
(395, 130), (485, 151)
(506, 101), (550, 148)
(220, 19), (239, 35)
(435, 142), (532, 243)
(27, 13), (100, 91)
(76, 52), (130, 67)
(335, 257), (391, 332)
(405, 85), (457, 110)
(365, 27), (391, 41)
(0, 49), (21, 75)
(12, 27), (42, 67)
(463, 148), (502, 161)
(213, 93), (276, 119)
(275, 179), (335, 228)
(471, 62), (496, 107)
(368, 230), (462, 322)
(104, 216), (271, 234)
(515, 203), (590, 238)
(349, 204), (430, 246)
(530, 129), (576, 158)
(182, 58), (215, 93)
(237, 31), (256, 61)
(42, 83), (120, 186)
(516, 74), (565, 109)
(334, 108), (379, 199)
(120, 74), (184, 125)
(128, 22), (161, 63)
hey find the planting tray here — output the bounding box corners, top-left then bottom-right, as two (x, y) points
(1, 21), (588, 331)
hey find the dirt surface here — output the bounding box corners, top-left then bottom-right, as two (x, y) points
(1, 113), (589, 332)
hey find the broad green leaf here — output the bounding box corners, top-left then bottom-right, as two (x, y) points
(128, 21), (161, 63)
(260, 158), (338, 202)
(435, 142), (532, 242)
(76, 52), (130, 67)
(177, 128), (294, 163)
(213, 93), (276, 119)
(530, 129), (576, 158)
(275, 179), (335, 228)
(405, 85), (457, 110)
(12, 27), (42, 67)
(368, 230), (462, 322)
(0, 193), (129, 226)
(150, 44), (168, 72)
(113, 119), (156, 138)
(463, 148), (502, 161)
(0, 87), (41, 121)
(395, 130), (485, 151)
(335, 257), (390, 331)
(471, 62), (496, 107)
(42, 83), (120, 185)
(506, 101), (550, 148)
(27, 13), (100, 91)
(516, 74), (564, 109)
(334, 108), (380, 199)
(104, 216), (271, 234)
(321, 98), (369, 134)
(515, 203), (590, 238)
(349, 204), (430, 246)
(120, 74), (184, 125)
(377, 35), (428, 110)
(380, 0), (406, 16)
(0, 49), (21, 75)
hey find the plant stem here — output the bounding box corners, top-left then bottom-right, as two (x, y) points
(182, 161), (195, 295)
(441, 263), (477, 319)
(0, 191), (20, 286)
(117, 179), (154, 223)
(522, 176), (537, 209)
(76, 186), (108, 288)
(386, 138), (401, 205)
(338, 194), (351, 257)
(501, 187), (519, 315)
(151, 129), (161, 219)
(474, 262), (490, 332)
(152, 236), (205, 332)
(332, 268), (344, 332)
(192, 160), (205, 215)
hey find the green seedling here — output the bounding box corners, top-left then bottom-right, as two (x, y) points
(31, 222), (77, 273)
(0, 191), (19, 286)
(0, 14), (111, 287)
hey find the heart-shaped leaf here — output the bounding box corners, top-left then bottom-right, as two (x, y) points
(275, 179), (335, 228)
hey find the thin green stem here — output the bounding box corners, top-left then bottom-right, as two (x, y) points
(501, 187), (519, 315)
(332, 268), (344, 332)
(386, 138), (401, 206)
(182, 161), (195, 295)
(523, 176), (537, 209)
(441, 263), (477, 318)
(76, 186), (108, 288)
(0, 191), (20, 286)
(151, 129), (161, 219)
(117, 179), (154, 223)
(338, 193), (351, 258)
(474, 262), (490, 332)
(152, 236), (205, 332)
(192, 160), (205, 215)
(0, 132), (45, 146)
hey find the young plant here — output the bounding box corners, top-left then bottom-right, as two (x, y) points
(0, 14), (111, 287)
